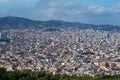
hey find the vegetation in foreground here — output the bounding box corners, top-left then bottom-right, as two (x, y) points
(0, 68), (120, 80)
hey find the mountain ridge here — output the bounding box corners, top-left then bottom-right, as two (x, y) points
(0, 16), (120, 31)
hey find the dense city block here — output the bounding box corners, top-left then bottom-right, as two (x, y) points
(0, 28), (120, 77)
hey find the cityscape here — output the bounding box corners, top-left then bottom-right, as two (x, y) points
(1, 27), (120, 77)
(1, 0), (120, 80)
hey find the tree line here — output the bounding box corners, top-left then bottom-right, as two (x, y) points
(0, 68), (120, 80)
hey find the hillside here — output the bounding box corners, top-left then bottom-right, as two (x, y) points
(0, 16), (120, 31)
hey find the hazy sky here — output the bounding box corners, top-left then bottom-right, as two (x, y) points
(0, 0), (120, 25)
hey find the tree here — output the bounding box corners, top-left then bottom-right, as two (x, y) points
(0, 68), (8, 80)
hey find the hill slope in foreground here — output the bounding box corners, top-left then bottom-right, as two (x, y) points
(0, 68), (120, 80)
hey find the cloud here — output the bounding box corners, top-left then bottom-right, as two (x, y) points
(88, 5), (106, 13)
(0, 0), (21, 3)
(0, 0), (120, 25)
(0, 0), (10, 3)
(0, 0), (38, 3)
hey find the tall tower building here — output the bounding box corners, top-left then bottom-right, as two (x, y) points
(0, 33), (1, 38)
(76, 29), (81, 43)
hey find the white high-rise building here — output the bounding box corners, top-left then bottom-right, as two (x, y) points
(0, 33), (1, 38)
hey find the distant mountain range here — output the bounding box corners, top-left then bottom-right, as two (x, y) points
(0, 16), (120, 31)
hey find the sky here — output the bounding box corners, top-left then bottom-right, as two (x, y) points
(0, 0), (120, 25)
